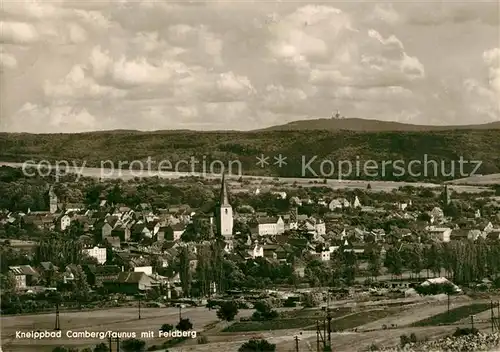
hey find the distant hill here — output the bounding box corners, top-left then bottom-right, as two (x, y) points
(257, 118), (500, 132)
(1, 129), (499, 182)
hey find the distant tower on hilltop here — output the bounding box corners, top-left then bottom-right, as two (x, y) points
(48, 185), (58, 214)
(332, 109), (342, 119)
(216, 173), (233, 240)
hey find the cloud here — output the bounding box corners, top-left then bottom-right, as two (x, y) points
(399, 2), (499, 26)
(483, 48), (500, 96)
(0, 1), (497, 132)
(8, 103), (98, 133)
(0, 52), (18, 69)
(43, 64), (126, 100)
(0, 22), (39, 44)
(366, 4), (401, 25)
(266, 5), (424, 102)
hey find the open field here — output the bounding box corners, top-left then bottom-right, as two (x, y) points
(0, 162), (493, 193)
(448, 173), (500, 185)
(2, 297), (499, 352)
(0, 306), (253, 352)
(358, 296), (472, 331)
(410, 303), (492, 327)
(169, 297), (496, 352)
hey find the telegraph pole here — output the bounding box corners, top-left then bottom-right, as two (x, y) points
(326, 292), (332, 350)
(316, 321), (320, 352)
(108, 335), (112, 352)
(491, 301), (495, 333)
(116, 336), (120, 351)
(54, 302), (60, 331)
(447, 294), (450, 319)
(138, 295), (141, 320)
(294, 335), (300, 352)
(179, 305), (182, 321)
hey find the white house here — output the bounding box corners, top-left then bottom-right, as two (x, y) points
(315, 221), (326, 236)
(272, 191), (287, 200)
(256, 216), (285, 236)
(172, 224), (185, 241)
(82, 246), (107, 264)
(320, 250), (331, 261)
(328, 198), (350, 210)
(430, 207), (445, 224)
(427, 226), (452, 242)
(468, 229), (485, 241)
(248, 241), (264, 258)
(134, 266), (153, 275)
(353, 196), (362, 208)
(303, 218), (326, 238)
(60, 215), (71, 231)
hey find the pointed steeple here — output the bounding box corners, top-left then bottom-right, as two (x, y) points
(220, 173), (229, 206)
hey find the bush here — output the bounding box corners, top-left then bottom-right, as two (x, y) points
(238, 338), (276, 351)
(216, 300), (239, 322)
(176, 318), (193, 331)
(452, 327), (479, 337)
(93, 343), (110, 352)
(160, 323), (174, 332)
(415, 282), (457, 296)
(120, 338), (146, 352)
(409, 333), (417, 343)
(303, 291), (322, 308)
(400, 334), (410, 347)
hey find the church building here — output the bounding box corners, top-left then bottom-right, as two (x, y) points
(216, 173), (234, 251)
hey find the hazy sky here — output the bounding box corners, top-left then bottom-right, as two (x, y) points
(0, 0), (499, 132)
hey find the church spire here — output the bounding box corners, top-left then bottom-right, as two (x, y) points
(220, 173), (229, 206)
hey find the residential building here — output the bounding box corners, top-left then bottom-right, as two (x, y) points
(427, 226), (452, 242)
(82, 246), (107, 264)
(255, 216), (285, 236)
(103, 272), (156, 294)
(9, 265), (39, 290)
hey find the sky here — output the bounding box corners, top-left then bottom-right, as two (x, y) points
(0, 0), (499, 133)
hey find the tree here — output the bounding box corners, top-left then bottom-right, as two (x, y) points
(71, 265), (91, 307)
(160, 323), (174, 332)
(303, 291), (322, 308)
(176, 318), (193, 331)
(0, 272), (17, 293)
(120, 338), (146, 352)
(107, 184), (122, 206)
(384, 247), (403, 278)
(216, 300), (239, 322)
(93, 343), (110, 352)
(366, 247), (381, 279)
(252, 300), (278, 321)
(178, 245), (192, 296)
(238, 338), (276, 352)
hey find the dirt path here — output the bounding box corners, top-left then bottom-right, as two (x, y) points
(358, 296), (472, 331)
(1, 307), (254, 352)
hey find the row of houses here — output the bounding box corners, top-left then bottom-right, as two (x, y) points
(8, 263), (165, 295)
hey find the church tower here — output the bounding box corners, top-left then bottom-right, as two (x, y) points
(216, 173), (233, 240)
(49, 185), (58, 214)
